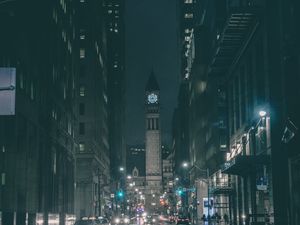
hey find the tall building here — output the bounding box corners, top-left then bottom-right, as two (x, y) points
(145, 72), (162, 210)
(0, 0), (78, 224)
(105, 0), (126, 185)
(174, 1), (300, 225)
(74, 0), (110, 219)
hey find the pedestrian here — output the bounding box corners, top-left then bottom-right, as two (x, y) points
(215, 212), (220, 223)
(201, 214), (206, 222)
(223, 214), (229, 225)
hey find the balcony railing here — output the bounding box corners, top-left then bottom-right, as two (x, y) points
(210, 176), (234, 195)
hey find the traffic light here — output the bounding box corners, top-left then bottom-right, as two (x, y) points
(176, 188), (183, 196)
(117, 190), (124, 197)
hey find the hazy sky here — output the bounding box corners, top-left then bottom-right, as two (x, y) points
(125, 0), (180, 146)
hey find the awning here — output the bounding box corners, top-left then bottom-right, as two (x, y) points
(221, 155), (270, 176)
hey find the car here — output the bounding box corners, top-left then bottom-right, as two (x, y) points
(75, 217), (105, 225)
(111, 215), (130, 225)
(169, 215), (176, 223)
(176, 215), (190, 225)
(97, 217), (110, 225)
(143, 215), (157, 224)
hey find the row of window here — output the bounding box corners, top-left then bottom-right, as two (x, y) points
(163, 167), (172, 173)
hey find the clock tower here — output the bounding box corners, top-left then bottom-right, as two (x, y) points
(145, 71), (162, 209)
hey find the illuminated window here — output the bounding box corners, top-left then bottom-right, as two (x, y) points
(80, 0), (85, 2)
(79, 143), (85, 152)
(184, 13), (193, 19)
(80, 48), (85, 58)
(1, 173), (6, 185)
(184, 0), (193, 3)
(80, 29), (85, 40)
(79, 86), (85, 96)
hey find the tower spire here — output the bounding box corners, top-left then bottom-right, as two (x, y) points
(146, 70), (159, 91)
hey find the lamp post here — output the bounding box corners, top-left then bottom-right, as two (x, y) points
(183, 163), (210, 224)
(192, 165), (210, 217)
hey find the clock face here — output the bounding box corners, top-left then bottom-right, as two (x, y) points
(147, 93), (158, 104)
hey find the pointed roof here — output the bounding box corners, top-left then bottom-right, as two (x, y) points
(146, 70), (160, 91)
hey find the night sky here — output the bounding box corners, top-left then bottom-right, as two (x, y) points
(125, 0), (180, 146)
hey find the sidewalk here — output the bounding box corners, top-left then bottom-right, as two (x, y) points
(194, 219), (230, 225)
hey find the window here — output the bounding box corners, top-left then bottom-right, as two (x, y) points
(79, 122), (85, 135)
(80, 29), (85, 40)
(79, 143), (85, 152)
(80, 48), (85, 58)
(79, 86), (85, 96)
(80, 64), (86, 77)
(68, 120), (72, 135)
(184, 13), (193, 19)
(79, 103), (85, 115)
(1, 173), (5, 185)
(30, 82), (34, 100)
(184, 0), (193, 3)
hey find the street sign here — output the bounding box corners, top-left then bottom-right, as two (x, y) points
(0, 68), (16, 115)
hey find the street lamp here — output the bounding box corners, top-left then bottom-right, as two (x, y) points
(259, 110), (267, 117)
(190, 165), (210, 222)
(182, 162), (188, 168)
(119, 167), (125, 172)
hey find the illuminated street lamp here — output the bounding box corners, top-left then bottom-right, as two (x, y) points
(259, 110), (267, 117)
(119, 167), (125, 172)
(182, 162), (188, 168)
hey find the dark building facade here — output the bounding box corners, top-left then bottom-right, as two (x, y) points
(126, 145), (145, 178)
(74, 0), (110, 219)
(175, 0), (300, 225)
(0, 0), (78, 224)
(105, 0), (126, 185)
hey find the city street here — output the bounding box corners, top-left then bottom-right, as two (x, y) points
(1, 0), (299, 225)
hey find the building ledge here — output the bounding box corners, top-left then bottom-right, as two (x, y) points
(210, 185), (234, 195)
(221, 154), (270, 176)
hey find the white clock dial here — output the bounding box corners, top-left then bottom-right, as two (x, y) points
(148, 93), (158, 103)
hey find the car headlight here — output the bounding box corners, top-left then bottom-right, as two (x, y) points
(152, 219), (156, 222)
(115, 218), (120, 223)
(124, 218), (129, 223)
